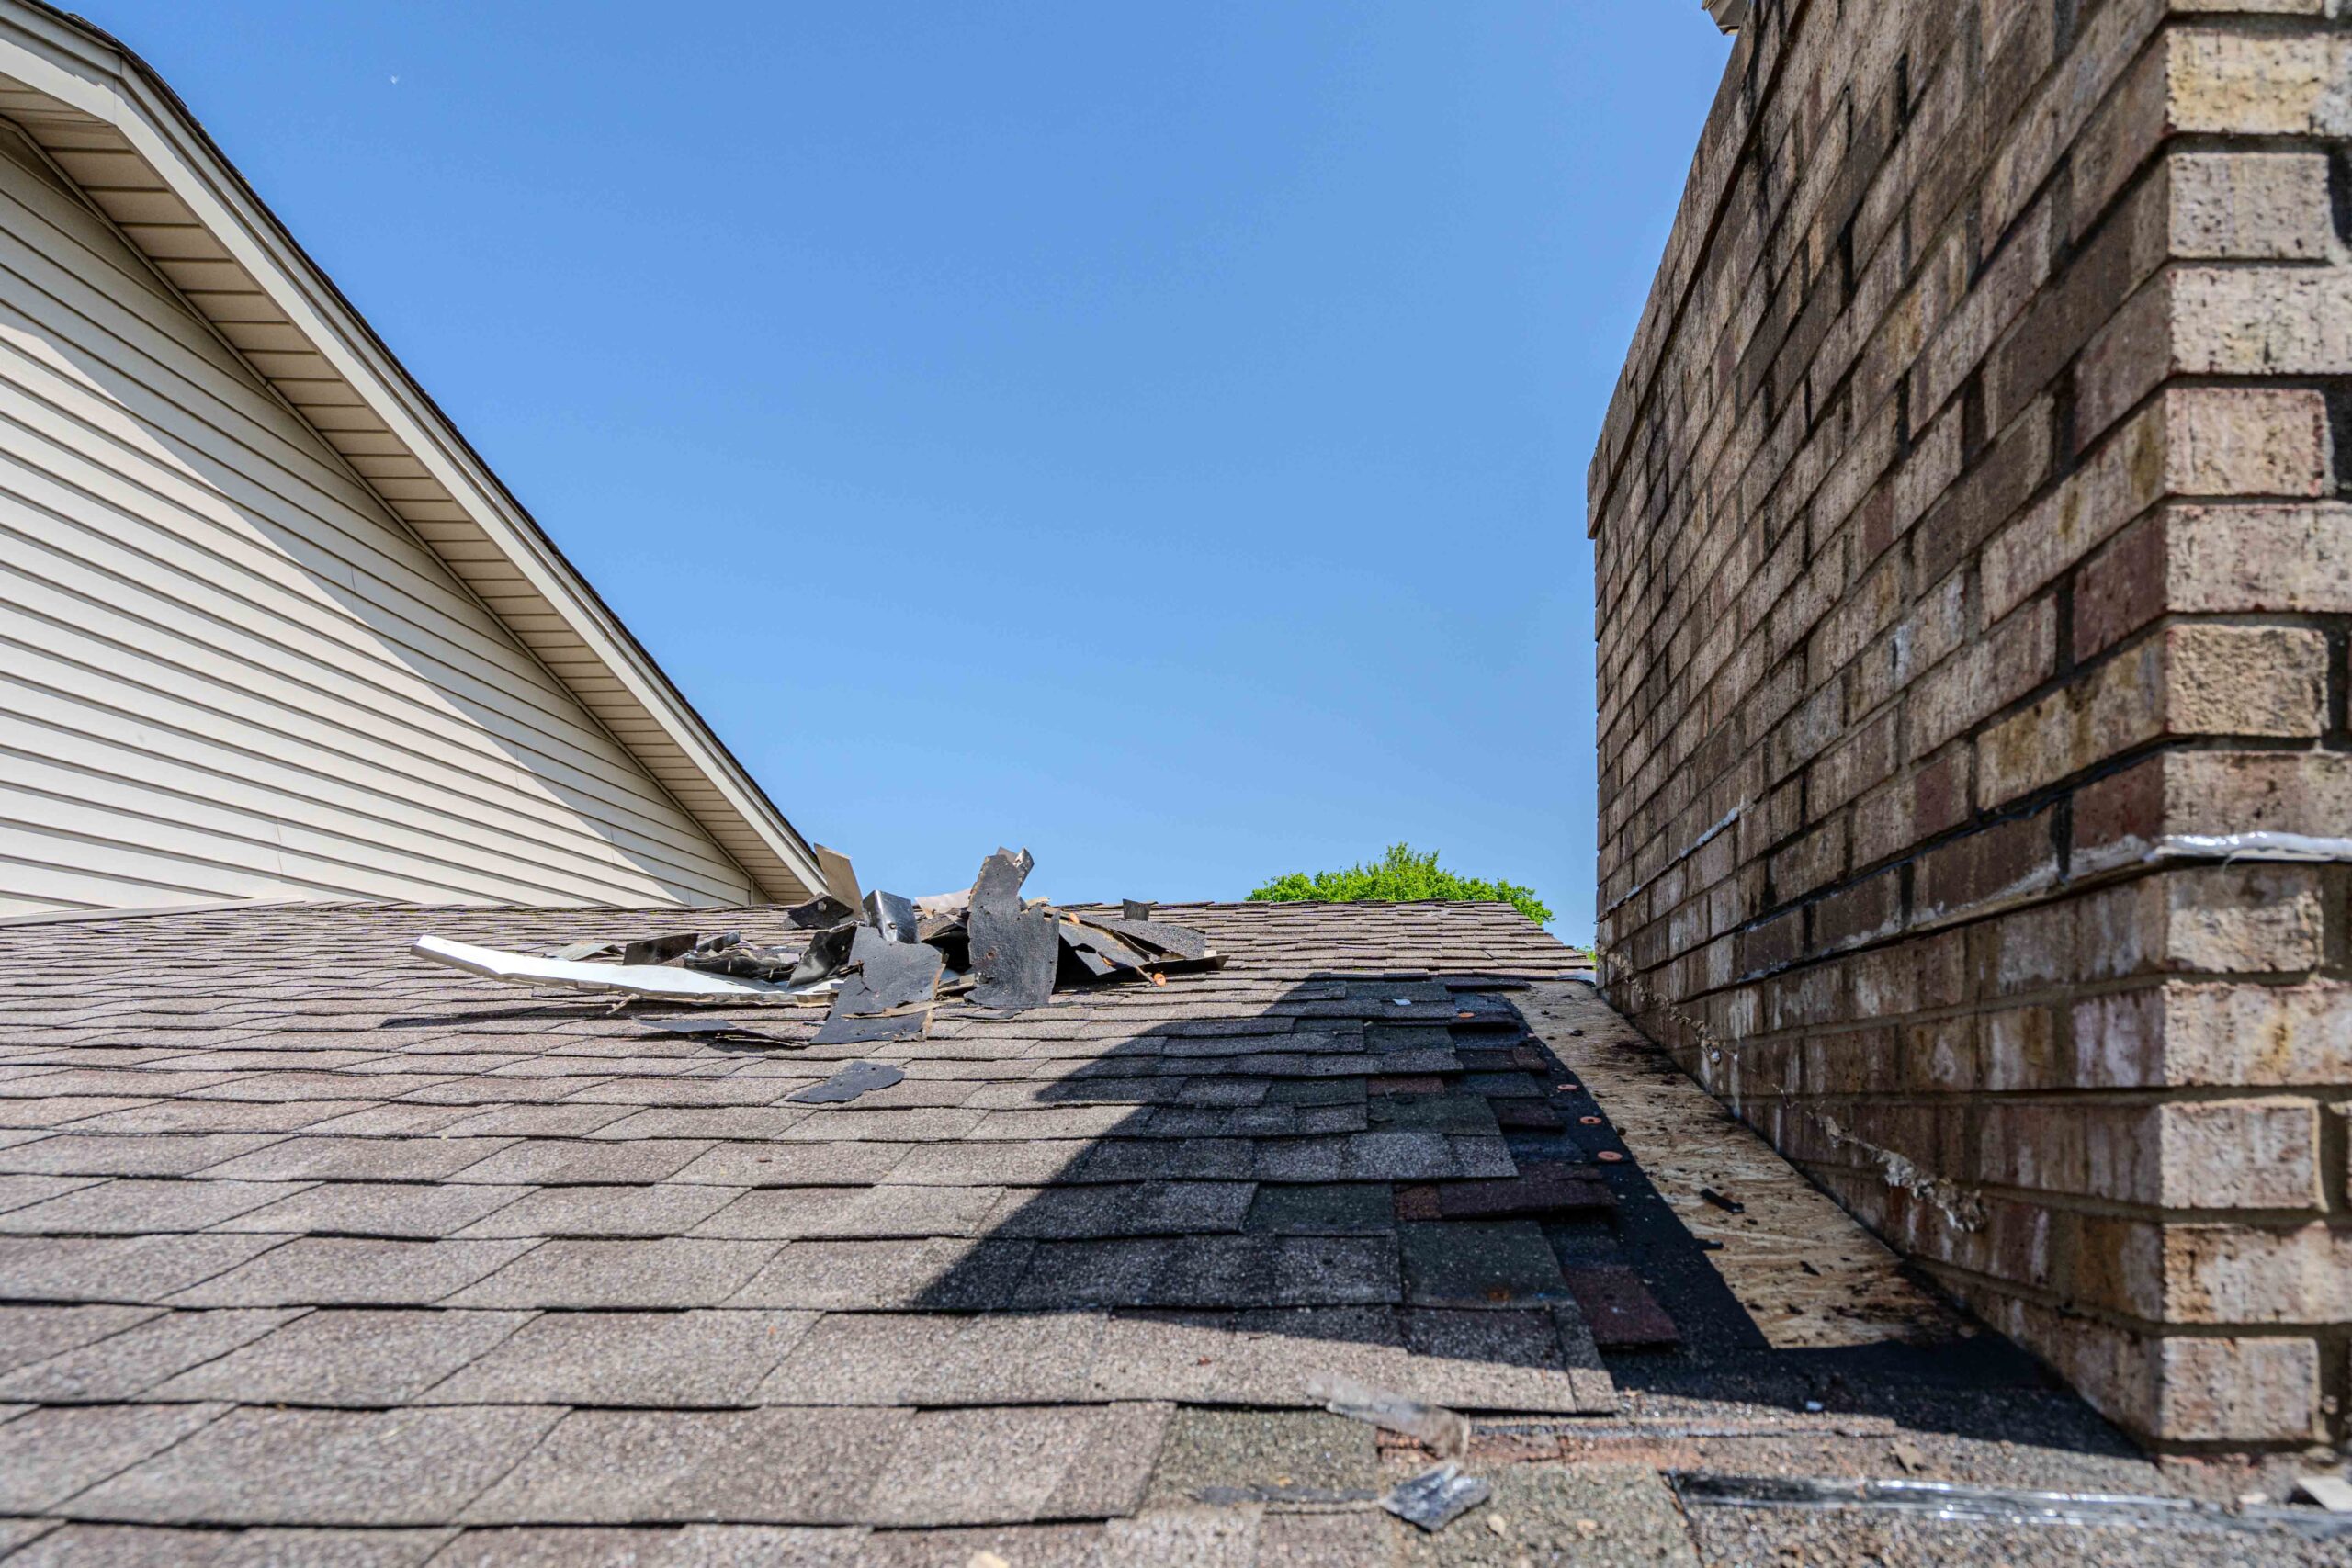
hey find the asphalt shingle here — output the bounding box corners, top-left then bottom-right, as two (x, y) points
(67, 1404), (565, 1526)
(458, 1407), (911, 1525)
(0, 1401), (229, 1512)
(0, 1309), (300, 1402)
(149, 1309), (533, 1405)
(442, 1238), (781, 1310)
(424, 1310), (815, 1406)
(0, 899), (1617, 1544)
(165, 1238), (538, 1308)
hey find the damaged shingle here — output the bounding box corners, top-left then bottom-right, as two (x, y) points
(416, 846), (1223, 1054)
(967, 849), (1060, 1013)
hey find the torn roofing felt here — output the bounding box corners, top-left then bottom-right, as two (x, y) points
(413, 845), (1227, 1049)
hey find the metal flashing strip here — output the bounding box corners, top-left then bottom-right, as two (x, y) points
(411, 933), (818, 1005)
(2149, 831), (2352, 865)
(1671, 1472), (2352, 1542)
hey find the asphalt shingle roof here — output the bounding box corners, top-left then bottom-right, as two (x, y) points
(0, 898), (1615, 1561)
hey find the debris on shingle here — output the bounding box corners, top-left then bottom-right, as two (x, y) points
(636, 1016), (805, 1047)
(789, 924), (858, 987)
(1085, 914), (1211, 963)
(410, 935), (820, 1005)
(812, 842), (863, 908)
(811, 1010), (931, 1047)
(416, 847), (1222, 1052)
(784, 894), (856, 929)
(967, 850), (1060, 1013)
(681, 933), (803, 984)
(788, 1061), (907, 1104)
(1445, 991), (1523, 1029)
(2291, 1474), (2352, 1512)
(864, 890), (920, 944)
(1381, 1461), (1491, 1531)
(831, 930), (945, 1018)
(1056, 919), (1154, 981)
(622, 932), (700, 966)
(1306, 1372), (1470, 1458)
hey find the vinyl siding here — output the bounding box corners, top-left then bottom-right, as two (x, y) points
(0, 142), (757, 915)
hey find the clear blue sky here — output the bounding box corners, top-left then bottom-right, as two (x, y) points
(96, 1), (1729, 941)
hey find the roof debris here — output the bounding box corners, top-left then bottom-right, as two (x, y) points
(409, 933), (824, 1004)
(1307, 1373), (1471, 1459)
(788, 1060), (907, 1104)
(636, 1015), (805, 1046)
(1382, 1462), (1492, 1532)
(968, 848), (1059, 1011)
(2292, 1474), (2352, 1513)
(413, 846), (1225, 1050)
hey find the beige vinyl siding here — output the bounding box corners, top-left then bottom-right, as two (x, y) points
(0, 144), (757, 915)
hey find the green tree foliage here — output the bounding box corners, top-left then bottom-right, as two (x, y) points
(1247, 843), (1553, 926)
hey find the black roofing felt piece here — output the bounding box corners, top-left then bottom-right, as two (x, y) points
(1057, 937), (1116, 982)
(831, 926), (944, 1018)
(810, 1010), (930, 1047)
(685, 945), (799, 983)
(918, 914), (970, 971)
(681, 931), (802, 983)
(788, 922), (857, 987)
(620, 932), (698, 966)
(1058, 919), (1154, 978)
(638, 1015), (805, 1047)
(967, 849), (1057, 1012)
(784, 895), (858, 930)
(864, 889), (921, 944)
(788, 1059), (907, 1102)
(1082, 915), (1212, 962)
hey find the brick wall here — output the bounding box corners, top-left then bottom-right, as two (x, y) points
(1589, 0), (2352, 1450)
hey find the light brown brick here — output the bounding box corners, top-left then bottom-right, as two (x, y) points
(2175, 265), (2352, 375)
(2074, 750), (2352, 874)
(1808, 710), (1897, 815)
(2154, 1335), (2321, 1444)
(1913, 808), (2059, 924)
(1589, 0), (2352, 1455)
(1982, 388), (2332, 624)
(2165, 624), (2330, 735)
(2076, 981), (2352, 1088)
(2167, 28), (2352, 137)
(2165, 1224), (2352, 1325)
(1815, 868), (1903, 953)
(1770, 818), (1849, 902)
(2075, 502), (2352, 655)
(1907, 599), (2054, 761)
(2151, 1099), (2319, 1209)
(1976, 625), (2327, 806)
(2079, 864), (2327, 980)
(2165, 151), (2334, 259)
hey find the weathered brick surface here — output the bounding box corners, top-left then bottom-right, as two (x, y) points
(1589, 0), (2352, 1450)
